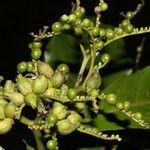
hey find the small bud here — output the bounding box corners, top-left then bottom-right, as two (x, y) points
(4, 80), (15, 93)
(0, 104), (5, 119)
(4, 102), (16, 118)
(85, 70), (101, 91)
(52, 102), (68, 120)
(24, 92), (37, 109)
(37, 61), (54, 78)
(42, 88), (58, 98)
(0, 98), (8, 108)
(51, 71), (66, 88)
(32, 75), (48, 94)
(67, 111), (82, 128)
(17, 74), (32, 95)
(57, 119), (75, 135)
(0, 118), (14, 134)
(5, 92), (24, 106)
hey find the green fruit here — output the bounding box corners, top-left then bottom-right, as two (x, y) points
(57, 119), (75, 135)
(123, 24), (134, 34)
(68, 14), (76, 22)
(134, 112), (142, 120)
(46, 140), (57, 150)
(82, 18), (91, 28)
(90, 89), (99, 97)
(37, 61), (54, 78)
(99, 28), (106, 37)
(47, 114), (58, 124)
(51, 22), (63, 33)
(63, 24), (71, 30)
(51, 71), (65, 88)
(31, 48), (42, 60)
(0, 104), (5, 119)
(123, 101), (131, 111)
(100, 2), (108, 11)
(80, 7), (86, 15)
(114, 27), (124, 35)
(17, 75), (32, 95)
(4, 102), (16, 118)
(96, 41), (104, 50)
(61, 14), (68, 21)
(101, 53), (110, 63)
(67, 88), (77, 100)
(17, 61), (27, 73)
(121, 19), (130, 28)
(0, 118), (14, 134)
(52, 102), (67, 120)
(32, 75), (48, 94)
(116, 102), (124, 110)
(74, 9), (84, 19)
(67, 111), (82, 128)
(126, 11), (134, 19)
(4, 80), (15, 93)
(0, 98), (8, 108)
(32, 41), (42, 49)
(85, 70), (101, 91)
(92, 26), (100, 37)
(105, 93), (117, 105)
(24, 92), (37, 109)
(27, 61), (35, 72)
(106, 28), (115, 39)
(5, 92), (24, 106)
(57, 64), (69, 74)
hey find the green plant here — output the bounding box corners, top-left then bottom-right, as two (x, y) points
(0, 0), (150, 149)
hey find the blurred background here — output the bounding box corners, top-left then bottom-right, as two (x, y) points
(0, 0), (150, 149)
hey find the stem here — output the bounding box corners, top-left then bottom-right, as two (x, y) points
(20, 116), (35, 126)
(75, 44), (90, 88)
(82, 33), (97, 88)
(104, 27), (150, 47)
(33, 130), (46, 150)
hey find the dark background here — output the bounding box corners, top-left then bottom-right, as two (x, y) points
(0, 0), (150, 149)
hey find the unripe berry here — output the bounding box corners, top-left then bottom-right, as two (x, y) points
(101, 53), (110, 63)
(105, 93), (117, 105)
(134, 112), (142, 120)
(4, 103), (16, 118)
(17, 61), (27, 73)
(67, 88), (77, 100)
(51, 22), (63, 33)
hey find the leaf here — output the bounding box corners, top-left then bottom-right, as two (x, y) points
(102, 68), (132, 88)
(94, 66), (150, 131)
(45, 33), (82, 66)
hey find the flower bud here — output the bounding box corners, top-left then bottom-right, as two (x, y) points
(51, 71), (66, 88)
(0, 98), (8, 108)
(24, 92), (37, 109)
(67, 111), (82, 128)
(17, 74), (32, 95)
(85, 70), (101, 91)
(5, 92), (24, 106)
(42, 88), (58, 98)
(4, 80), (15, 93)
(52, 102), (68, 120)
(57, 119), (75, 135)
(4, 102), (16, 118)
(37, 61), (54, 78)
(32, 75), (48, 94)
(0, 118), (14, 134)
(0, 104), (5, 119)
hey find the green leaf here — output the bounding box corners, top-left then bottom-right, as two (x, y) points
(45, 33), (82, 66)
(94, 66), (150, 130)
(102, 68), (132, 88)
